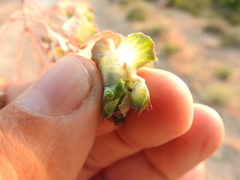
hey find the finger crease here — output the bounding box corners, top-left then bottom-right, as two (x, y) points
(83, 160), (102, 172)
(115, 130), (143, 150)
(142, 151), (170, 180)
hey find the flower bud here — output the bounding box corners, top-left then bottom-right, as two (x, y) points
(115, 81), (126, 96)
(130, 82), (150, 112)
(105, 90), (116, 100)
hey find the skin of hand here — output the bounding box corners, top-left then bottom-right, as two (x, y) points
(0, 55), (224, 180)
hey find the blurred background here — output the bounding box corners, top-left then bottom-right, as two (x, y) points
(0, 0), (240, 179)
(89, 1), (240, 179)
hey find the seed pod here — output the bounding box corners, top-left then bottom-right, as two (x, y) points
(130, 82), (150, 112)
(105, 90), (116, 100)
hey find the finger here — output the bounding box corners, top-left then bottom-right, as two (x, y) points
(96, 117), (117, 137)
(91, 155), (205, 180)
(96, 68), (193, 138)
(117, 68), (194, 147)
(0, 80), (32, 105)
(78, 68), (193, 179)
(91, 105), (223, 180)
(0, 55), (103, 179)
(0, 81), (117, 136)
(177, 162), (206, 180)
(0, 80), (117, 137)
(143, 104), (224, 179)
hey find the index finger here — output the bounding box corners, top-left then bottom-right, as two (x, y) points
(79, 67), (194, 179)
(117, 67), (194, 147)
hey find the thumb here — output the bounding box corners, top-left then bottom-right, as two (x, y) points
(0, 55), (103, 180)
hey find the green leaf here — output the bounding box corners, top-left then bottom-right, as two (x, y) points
(105, 90), (116, 100)
(92, 38), (117, 64)
(116, 33), (156, 70)
(52, 47), (66, 61)
(99, 56), (118, 70)
(101, 65), (123, 86)
(104, 98), (120, 118)
(118, 92), (131, 117)
(75, 19), (98, 42)
(130, 82), (150, 112)
(0, 77), (5, 85)
(75, 2), (95, 21)
(115, 80), (126, 96)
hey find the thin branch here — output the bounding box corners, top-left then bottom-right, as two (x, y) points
(9, 16), (64, 32)
(16, 30), (27, 79)
(0, 21), (12, 37)
(30, 0), (62, 20)
(26, 0), (44, 17)
(27, 27), (47, 76)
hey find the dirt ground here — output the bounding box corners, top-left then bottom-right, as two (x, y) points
(0, 0), (240, 179)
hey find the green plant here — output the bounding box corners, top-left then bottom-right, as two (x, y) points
(168, 0), (240, 24)
(161, 42), (180, 57)
(0, 0), (157, 125)
(126, 7), (147, 21)
(221, 30), (240, 47)
(215, 66), (233, 81)
(167, 0), (212, 15)
(0, 0), (98, 78)
(212, 0), (240, 24)
(219, 9), (240, 25)
(204, 19), (229, 35)
(118, 0), (132, 6)
(203, 19), (240, 47)
(144, 0), (159, 2)
(0, 77), (4, 84)
(92, 32), (156, 125)
(202, 83), (231, 106)
(215, 0), (240, 9)
(141, 24), (167, 38)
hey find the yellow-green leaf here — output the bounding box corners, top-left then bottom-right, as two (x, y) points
(101, 65), (123, 86)
(130, 82), (150, 112)
(118, 92), (131, 117)
(104, 98), (120, 118)
(117, 33), (156, 70)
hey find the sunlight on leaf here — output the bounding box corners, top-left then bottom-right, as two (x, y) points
(117, 33), (156, 70)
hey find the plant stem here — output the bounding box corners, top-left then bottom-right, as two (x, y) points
(16, 31), (27, 79)
(28, 28), (47, 75)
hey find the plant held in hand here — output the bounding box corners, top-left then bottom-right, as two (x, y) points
(89, 32), (157, 125)
(0, 0), (157, 126)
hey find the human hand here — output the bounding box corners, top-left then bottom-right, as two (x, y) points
(0, 55), (224, 180)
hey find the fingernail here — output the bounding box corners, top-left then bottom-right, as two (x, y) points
(18, 56), (91, 116)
